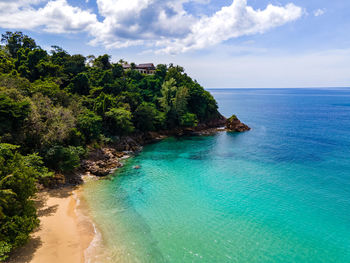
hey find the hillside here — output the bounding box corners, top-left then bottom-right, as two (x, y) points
(0, 31), (225, 260)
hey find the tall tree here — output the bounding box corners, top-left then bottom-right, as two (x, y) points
(159, 78), (176, 113)
(172, 86), (189, 117)
(1, 32), (36, 58)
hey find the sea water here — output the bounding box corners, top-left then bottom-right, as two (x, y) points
(83, 88), (350, 262)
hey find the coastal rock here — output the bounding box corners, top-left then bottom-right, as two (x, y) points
(225, 115), (251, 132)
(81, 147), (125, 177)
(114, 136), (143, 152)
(204, 113), (227, 128)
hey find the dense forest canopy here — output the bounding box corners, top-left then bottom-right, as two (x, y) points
(0, 31), (221, 260)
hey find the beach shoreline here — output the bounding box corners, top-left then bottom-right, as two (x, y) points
(5, 121), (246, 263)
(7, 186), (96, 263)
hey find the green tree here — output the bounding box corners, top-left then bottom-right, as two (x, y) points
(172, 86), (189, 117)
(26, 94), (76, 149)
(0, 73), (31, 95)
(155, 64), (167, 80)
(14, 48), (48, 81)
(180, 113), (198, 127)
(44, 145), (85, 172)
(1, 32), (36, 58)
(105, 107), (134, 135)
(30, 80), (71, 107)
(77, 110), (102, 142)
(93, 92), (116, 116)
(0, 143), (49, 260)
(0, 50), (14, 74)
(0, 93), (30, 137)
(93, 54), (111, 70)
(63, 54), (86, 76)
(159, 78), (176, 113)
(134, 102), (164, 131)
(50, 45), (69, 65)
(67, 72), (90, 95)
(188, 83), (218, 121)
(112, 63), (124, 78)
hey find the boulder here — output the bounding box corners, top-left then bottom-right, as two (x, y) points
(225, 115), (250, 132)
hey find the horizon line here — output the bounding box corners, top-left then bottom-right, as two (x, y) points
(206, 86), (350, 90)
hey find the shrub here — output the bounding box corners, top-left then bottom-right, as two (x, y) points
(44, 145), (85, 172)
(134, 102), (165, 131)
(77, 110), (102, 142)
(105, 107), (134, 135)
(180, 113), (198, 127)
(0, 143), (50, 260)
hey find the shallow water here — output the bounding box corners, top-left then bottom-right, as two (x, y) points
(83, 88), (350, 262)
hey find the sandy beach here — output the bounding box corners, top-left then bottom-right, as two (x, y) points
(7, 186), (95, 263)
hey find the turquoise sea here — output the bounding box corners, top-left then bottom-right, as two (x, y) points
(83, 88), (350, 262)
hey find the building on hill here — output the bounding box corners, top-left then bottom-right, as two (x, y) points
(137, 63), (156, 74)
(122, 63), (156, 75)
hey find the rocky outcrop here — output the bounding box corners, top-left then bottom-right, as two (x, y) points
(225, 115), (250, 132)
(80, 147), (126, 177)
(202, 113), (227, 128)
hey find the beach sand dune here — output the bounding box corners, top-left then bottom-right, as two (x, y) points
(7, 187), (94, 263)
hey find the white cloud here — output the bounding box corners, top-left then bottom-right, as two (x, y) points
(89, 0), (196, 49)
(0, 0), (98, 33)
(158, 0), (302, 53)
(314, 8), (326, 17)
(0, 0), (303, 53)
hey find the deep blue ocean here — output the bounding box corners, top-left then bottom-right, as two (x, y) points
(83, 88), (350, 262)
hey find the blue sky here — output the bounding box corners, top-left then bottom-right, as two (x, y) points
(0, 0), (349, 88)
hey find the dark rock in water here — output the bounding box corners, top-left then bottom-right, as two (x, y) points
(133, 165), (141, 169)
(225, 115), (250, 132)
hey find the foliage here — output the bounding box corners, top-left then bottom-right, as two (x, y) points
(180, 113), (198, 127)
(67, 72), (90, 95)
(0, 144), (50, 261)
(44, 145), (85, 172)
(93, 92), (116, 116)
(134, 102), (165, 131)
(0, 31), (222, 259)
(0, 31), (220, 151)
(77, 110), (102, 142)
(227, 114), (238, 121)
(0, 92), (30, 137)
(26, 94), (76, 149)
(30, 79), (70, 106)
(1, 31), (36, 57)
(159, 78), (176, 113)
(0, 50), (14, 74)
(173, 86), (189, 117)
(105, 107), (134, 135)
(0, 73), (31, 95)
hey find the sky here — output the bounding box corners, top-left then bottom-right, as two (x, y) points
(0, 0), (349, 88)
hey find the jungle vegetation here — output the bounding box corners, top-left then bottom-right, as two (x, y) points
(0, 31), (220, 260)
